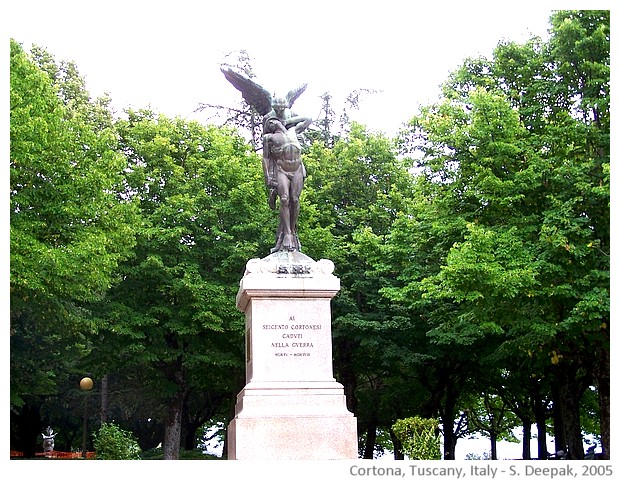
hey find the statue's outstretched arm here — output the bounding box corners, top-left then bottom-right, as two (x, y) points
(294, 117), (312, 133)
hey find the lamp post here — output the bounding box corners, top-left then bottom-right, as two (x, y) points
(80, 377), (93, 458)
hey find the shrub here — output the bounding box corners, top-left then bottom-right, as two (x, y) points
(93, 423), (141, 460)
(392, 416), (441, 460)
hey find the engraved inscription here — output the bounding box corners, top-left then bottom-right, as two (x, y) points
(264, 315), (318, 358)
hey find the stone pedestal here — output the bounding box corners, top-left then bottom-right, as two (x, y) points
(227, 251), (358, 460)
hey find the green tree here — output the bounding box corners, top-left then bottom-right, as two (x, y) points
(10, 39), (137, 454)
(390, 9), (609, 459)
(371, 88), (528, 459)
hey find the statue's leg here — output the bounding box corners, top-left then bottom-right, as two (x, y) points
(279, 187), (291, 235)
(271, 222), (283, 253)
(279, 195), (296, 250)
(276, 173), (295, 250)
(289, 168), (305, 250)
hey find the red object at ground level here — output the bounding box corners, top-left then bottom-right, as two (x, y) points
(9, 450), (96, 459)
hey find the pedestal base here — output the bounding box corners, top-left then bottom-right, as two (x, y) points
(227, 381), (358, 460)
(228, 253), (358, 460)
(228, 415), (358, 460)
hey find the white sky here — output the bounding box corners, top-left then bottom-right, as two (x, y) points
(5, 0), (605, 136)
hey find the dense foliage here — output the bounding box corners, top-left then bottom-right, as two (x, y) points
(10, 9), (609, 461)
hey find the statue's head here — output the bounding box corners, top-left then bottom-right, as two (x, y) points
(264, 116), (286, 133)
(272, 97), (287, 116)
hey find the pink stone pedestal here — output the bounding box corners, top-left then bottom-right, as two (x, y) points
(227, 251), (358, 460)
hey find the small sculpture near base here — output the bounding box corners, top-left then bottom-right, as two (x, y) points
(42, 426), (57, 452)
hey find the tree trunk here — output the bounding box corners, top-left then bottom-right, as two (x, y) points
(553, 364), (584, 459)
(181, 422), (192, 451)
(490, 431), (498, 460)
(439, 373), (461, 460)
(221, 431), (228, 459)
(334, 338), (359, 414)
(222, 392), (237, 460)
(533, 391), (548, 459)
(440, 392), (458, 460)
(163, 368), (187, 460)
(181, 396), (199, 451)
(593, 334), (610, 459)
(182, 420), (198, 451)
(521, 420), (532, 460)
(443, 428), (457, 460)
(163, 388), (185, 459)
(363, 421), (377, 459)
(390, 429), (404, 460)
(100, 374), (109, 424)
(560, 385), (583, 460)
(550, 382), (566, 457)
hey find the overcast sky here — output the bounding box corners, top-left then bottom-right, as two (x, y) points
(6, 0), (604, 136)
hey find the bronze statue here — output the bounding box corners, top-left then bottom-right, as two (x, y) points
(221, 68), (311, 253)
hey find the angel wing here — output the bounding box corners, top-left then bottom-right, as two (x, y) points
(286, 84), (308, 109)
(221, 68), (272, 116)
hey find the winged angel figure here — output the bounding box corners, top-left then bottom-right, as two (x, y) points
(221, 68), (312, 253)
